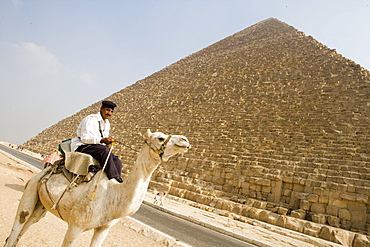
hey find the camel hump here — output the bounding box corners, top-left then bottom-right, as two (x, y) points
(65, 152), (100, 176)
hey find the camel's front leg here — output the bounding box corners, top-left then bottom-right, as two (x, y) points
(61, 224), (84, 247)
(90, 219), (120, 247)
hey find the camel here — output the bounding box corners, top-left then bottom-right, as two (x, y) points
(4, 130), (190, 247)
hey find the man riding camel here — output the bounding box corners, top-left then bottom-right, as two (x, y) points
(71, 100), (123, 183)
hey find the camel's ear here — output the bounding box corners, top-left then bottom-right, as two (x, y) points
(145, 129), (152, 138)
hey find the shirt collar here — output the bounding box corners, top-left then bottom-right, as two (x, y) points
(96, 112), (106, 122)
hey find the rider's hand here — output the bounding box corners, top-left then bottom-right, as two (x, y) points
(100, 138), (114, 145)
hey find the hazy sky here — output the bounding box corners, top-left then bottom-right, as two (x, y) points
(1, 0), (369, 144)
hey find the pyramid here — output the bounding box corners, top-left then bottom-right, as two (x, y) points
(24, 18), (370, 238)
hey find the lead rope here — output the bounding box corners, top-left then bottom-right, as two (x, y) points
(51, 175), (80, 210)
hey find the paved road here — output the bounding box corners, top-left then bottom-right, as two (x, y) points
(0, 144), (255, 246)
(134, 204), (253, 247)
(0, 144), (44, 169)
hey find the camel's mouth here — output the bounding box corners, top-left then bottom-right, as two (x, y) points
(175, 143), (191, 152)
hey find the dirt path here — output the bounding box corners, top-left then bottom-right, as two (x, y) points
(0, 151), (169, 247)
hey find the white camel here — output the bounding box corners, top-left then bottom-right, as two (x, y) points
(5, 130), (190, 247)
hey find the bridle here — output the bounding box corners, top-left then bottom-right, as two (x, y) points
(145, 135), (172, 160)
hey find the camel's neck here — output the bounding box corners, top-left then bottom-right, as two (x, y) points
(114, 143), (161, 216)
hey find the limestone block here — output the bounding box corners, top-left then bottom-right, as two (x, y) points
(261, 179), (270, 186)
(312, 213), (327, 224)
(326, 205), (339, 216)
(291, 209), (306, 219)
(311, 203), (326, 214)
(222, 184), (234, 193)
(258, 210), (271, 222)
(266, 194), (275, 202)
(249, 183), (261, 192)
(293, 183), (305, 192)
(196, 194), (212, 205)
(230, 195), (238, 202)
(347, 184), (356, 193)
(215, 199), (223, 209)
(352, 222), (367, 232)
(329, 190), (341, 199)
(282, 176), (293, 184)
(341, 219), (352, 230)
(307, 194), (319, 202)
(225, 172), (233, 180)
(313, 187), (323, 195)
(241, 181), (250, 189)
(319, 226), (334, 242)
(356, 194), (368, 204)
(303, 222), (321, 237)
(285, 217), (304, 232)
(281, 196), (290, 204)
(241, 206), (252, 217)
(232, 204), (243, 215)
(357, 186), (370, 196)
(353, 234), (370, 247)
(209, 199), (218, 207)
(221, 201), (233, 211)
(338, 208), (351, 221)
(282, 188), (291, 197)
(241, 187), (250, 195)
(304, 185), (313, 193)
(282, 181), (293, 189)
(330, 198), (348, 208)
(245, 198), (256, 206)
(319, 195), (329, 204)
(253, 200), (267, 209)
(276, 215), (287, 228)
(261, 185), (271, 193)
(348, 201), (367, 224)
(185, 190), (196, 201)
(248, 207), (262, 219)
(277, 207), (288, 215)
(332, 228), (356, 247)
(266, 213), (279, 225)
(214, 185), (222, 190)
(340, 192), (357, 201)
(327, 215), (341, 228)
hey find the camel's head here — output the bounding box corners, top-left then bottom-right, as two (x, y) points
(144, 129), (191, 161)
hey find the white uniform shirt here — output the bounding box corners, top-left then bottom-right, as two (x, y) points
(71, 112), (110, 151)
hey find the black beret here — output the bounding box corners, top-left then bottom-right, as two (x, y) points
(102, 101), (117, 109)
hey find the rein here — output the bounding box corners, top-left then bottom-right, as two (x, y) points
(145, 135), (172, 160)
(116, 135), (172, 160)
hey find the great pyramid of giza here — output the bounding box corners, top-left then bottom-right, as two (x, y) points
(24, 18), (370, 244)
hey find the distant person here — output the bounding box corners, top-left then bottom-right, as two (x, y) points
(159, 192), (167, 206)
(71, 101), (123, 183)
(153, 193), (160, 205)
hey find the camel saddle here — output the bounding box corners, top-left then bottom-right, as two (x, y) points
(65, 152), (100, 176)
(58, 139), (100, 176)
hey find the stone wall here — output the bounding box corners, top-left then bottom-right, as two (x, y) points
(23, 18), (370, 245)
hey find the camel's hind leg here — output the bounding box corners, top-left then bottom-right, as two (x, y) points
(89, 219), (119, 247)
(5, 200), (47, 247)
(4, 169), (49, 247)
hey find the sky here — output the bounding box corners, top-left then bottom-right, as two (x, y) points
(1, 0), (369, 144)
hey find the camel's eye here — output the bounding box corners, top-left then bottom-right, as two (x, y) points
(158, 137), (165, 142)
